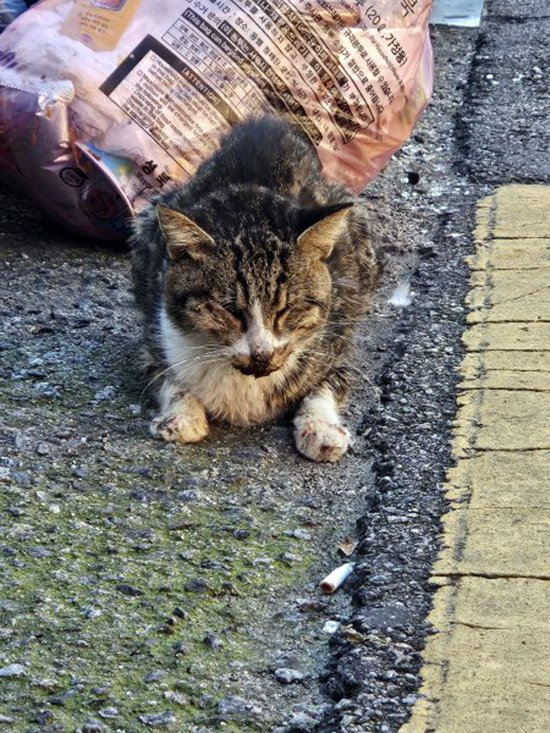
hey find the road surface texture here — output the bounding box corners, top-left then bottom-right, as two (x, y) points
(0, 1), (548, 732)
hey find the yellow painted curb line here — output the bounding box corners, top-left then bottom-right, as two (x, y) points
(400, 185), (550, 733)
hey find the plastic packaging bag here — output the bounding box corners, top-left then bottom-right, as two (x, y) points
(0, 0), (433, 240)
(0, 1), (27, 33)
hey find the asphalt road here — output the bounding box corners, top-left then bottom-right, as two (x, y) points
(1, 2), (548, 732)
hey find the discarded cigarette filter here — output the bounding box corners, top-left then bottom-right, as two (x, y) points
(319, 562), (355, 594)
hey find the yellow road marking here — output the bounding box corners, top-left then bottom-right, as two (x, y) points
(400, 185), (550, 733)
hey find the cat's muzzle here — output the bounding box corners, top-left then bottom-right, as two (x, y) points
(232, 351), (282, 378)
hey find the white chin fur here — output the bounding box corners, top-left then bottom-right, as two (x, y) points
(159, 307), (291, 425)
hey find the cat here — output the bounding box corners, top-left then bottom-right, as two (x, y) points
(130, 115), (379, 462)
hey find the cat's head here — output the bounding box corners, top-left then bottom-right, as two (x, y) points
(157, 189), (352, 378)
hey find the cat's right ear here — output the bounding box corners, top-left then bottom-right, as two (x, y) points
(156, 205), (216, 261)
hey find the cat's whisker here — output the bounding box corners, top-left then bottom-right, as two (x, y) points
(140, 350), (230, 398)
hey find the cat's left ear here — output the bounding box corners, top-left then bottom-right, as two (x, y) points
(156, 204), (216, 261)
(296, 202), (354, 260)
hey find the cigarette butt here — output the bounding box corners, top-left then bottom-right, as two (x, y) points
(319, 562), (355, 593)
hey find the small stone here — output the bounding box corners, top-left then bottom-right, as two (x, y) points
(72, 466), (89, 479)
(217, 695), (248, 717)
(172, 641), (189, 655)
(36, 442), (50, 456)
(90, 686), (110, 696)
(116, 584), (144, 597)
(172, 607), (188, 620)
(0, 599), (22, 613)
(36, 677), (59, 690)
(28, 546), (51, 558)
(0, 715), (14, 723)
(11, 471), (31, 487)
(138, 711), (177, 728)
(233, 529), (249, 540)
(184, 579), (208, 593)
(80, 719), (105, 733)
(49, 688), (77, 705)
(176, 489), (202, 502)
(274, 668), (306, 684)
(35, 710), (53, 724)
(0, 663), (25, 677)
(164, 690), (186, 705)
(284, 529), (312, 541)
(280, 552), (302, 565)
(287, 712), (318, 731)
(94, 385), (116, 401)
(204, 632), (223, 650)
(83, 607), (102, 619)
(144, 670), (166, 683)
(323, 620), (340, 634)
(98, 707), (118, 719)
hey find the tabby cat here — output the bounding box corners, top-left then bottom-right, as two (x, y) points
(131, 116), (378, 462)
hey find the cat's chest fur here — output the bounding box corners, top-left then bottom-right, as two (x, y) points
(160, 309), (289, 425)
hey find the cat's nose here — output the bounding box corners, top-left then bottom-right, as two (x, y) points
(233, 348), (277, 377)
(250, 349), (275, 376)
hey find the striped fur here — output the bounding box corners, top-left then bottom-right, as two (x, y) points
(130, 116), (379, 461)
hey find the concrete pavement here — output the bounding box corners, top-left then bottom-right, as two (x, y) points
(401, 185), (550, 732)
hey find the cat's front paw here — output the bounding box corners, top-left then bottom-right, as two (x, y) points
(150, 411), (209, 444)
(294, 418), (350, 463)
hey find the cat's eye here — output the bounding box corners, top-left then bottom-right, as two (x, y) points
(223, 304), (247, 329)
(274, 306), (291, 331)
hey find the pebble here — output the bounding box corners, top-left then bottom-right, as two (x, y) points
(233, 529), (249, 539)
(80, 720), (105, 733)
(116, 584), (144, 596)
(204, 632), (223, 650)
(281, 552), (303, 565)
(138, 711), (177, 728)
(49, 688), (77, 705)
(163, 690), (186, 705)
(172, 641), (189, 655)
(34, 710), (53, 724)
(98, 707), (118, 719)
(323, 621), (341, 634)
(274, 668), (306, 684)
(286, 712), (318, 731)
(0, 663), (25, 677)
(284, 529), (312, 541)
(184, 579), (208, 593)
(90, 686), (110, 695)
(144, 670), (166, 683)
(36, 442), (50, 456)
(217, 695), (249, 717)
(36, 677), (59, 690)
(176, 489), (202, 502)
(0, 715), (14, 724)
(94, 385), (116, 401)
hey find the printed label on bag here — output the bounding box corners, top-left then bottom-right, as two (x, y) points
(61, 0), (141, 52)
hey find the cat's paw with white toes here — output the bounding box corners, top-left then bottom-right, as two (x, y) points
(150, 412), (208, 444)
(294, 418), (350, 463)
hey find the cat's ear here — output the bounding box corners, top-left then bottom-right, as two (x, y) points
(296, 202), (354, 260)
(156, 205), (215, 261)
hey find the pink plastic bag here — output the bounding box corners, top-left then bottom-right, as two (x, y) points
(0, 0), (433, 240)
